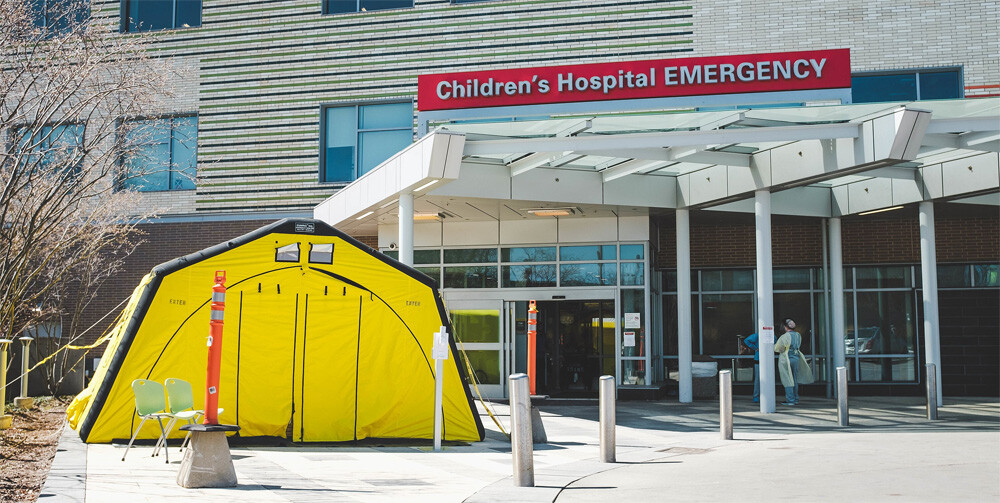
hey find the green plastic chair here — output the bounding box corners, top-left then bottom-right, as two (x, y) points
(164, 378), (223, 451)
(122, 379), (175, 463)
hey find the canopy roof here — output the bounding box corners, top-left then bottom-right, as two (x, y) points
(316, 98), (999, 234)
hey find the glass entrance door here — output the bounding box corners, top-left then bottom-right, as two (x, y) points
(447, 299), (506, 399)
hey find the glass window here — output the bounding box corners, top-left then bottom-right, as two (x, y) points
(701, 269), (753, 291)
(937, 264), (970, 288)
(308, 243), (333, 264)
(855, 266), (911, 289)
(324, 0), (414, 15)
(559, 245), (615, 261)
(444, 266), (497, 288)
(774, 268), (811, 290)
(620, 289), (645, 358)
(120, 116), (197, 192)
(852, 68), (962, 103)
(700, 294), (753, 355)
(15, 123), (84, 174)
(122, 0), (201, 32)
(451, 309), (500, 343)
(620, 263), (644, 286)
(502, 265), (556, 288)
(31, 0), (89, 32)
(619, 244), (644, 260)
(322, 102), (412, 183)
(276, 243), (299, 262)
(502, 247), (556, 262)
(774, 292), (812, 354)
(560, 263), (616, 286)
(413, 249), (440, 265)
(444, 248), (497, 264)
(416, 267), (440, 282)
(973, 264), (998, 287)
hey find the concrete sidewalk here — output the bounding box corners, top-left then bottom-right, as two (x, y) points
(40, 397), (1000, 502)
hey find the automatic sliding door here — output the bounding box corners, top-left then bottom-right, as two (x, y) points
(448, 299), (506, 399)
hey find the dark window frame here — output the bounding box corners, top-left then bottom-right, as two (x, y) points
(120, 0), (201, 33)
(319, 100), (414, 184)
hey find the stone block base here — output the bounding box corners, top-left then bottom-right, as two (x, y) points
(14, 397), (33, 409)
(176, 430), (237, 488)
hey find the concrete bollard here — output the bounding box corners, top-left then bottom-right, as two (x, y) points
(836, 366), (849, 427)
(719, 370), (733, 440)
(14, 336), (34, 410)
(509, 373), (534, 487)
(599, 375), (615, 463)
(926, 363), (938, 420)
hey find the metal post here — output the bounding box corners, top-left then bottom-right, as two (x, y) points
(398, 192), (414, 266)
(433, 356), (444, 451)
(599, 375), (615, 462)
(0, 340), (11, 429)
(919, 202), (943, 407)
(719, 370), (733, 440)
(18, 336), (32, 397)
(926, 363), (938, 420)
(509, 373), (534, 487)
(755, 190), (776, 414)
(676, 208), (693, 403)
(836, 366), (849, 426)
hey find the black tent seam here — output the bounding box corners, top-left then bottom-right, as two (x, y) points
(290, 293), (299, 441)
(354, 295), (362, 442)
(300, 294), (308, 442)
(236, 292), (243, 431)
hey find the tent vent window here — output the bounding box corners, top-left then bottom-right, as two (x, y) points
(309, 243), (334, 264)
(276, 243), (300, 262)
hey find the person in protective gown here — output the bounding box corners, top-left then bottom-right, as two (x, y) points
(774, 318), (813, 405)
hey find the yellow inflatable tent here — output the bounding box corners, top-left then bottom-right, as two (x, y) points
(68, 219), (484, 443)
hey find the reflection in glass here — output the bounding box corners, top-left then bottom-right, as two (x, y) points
(502, 265), (556, 287)
(855, 266), (911, 289)
(621, 359), (645, 385)
(451, 309), (500, 343)
(774, 292), (812, 353)
(700, 294), (753, 355)
(773, 268), (811, 290)
(444, 248), (497, 264)
(619, 244), (644, 260)
(560, 263), (616, 286)
(413, 249), (440, 265)
(701, 269), (754, 291)
(502, 247), (556, 262)
(937, 264), (969, 287)
(460, 350), (500, 385)
(415, 267), (440, 282)
(560, 245), (615, 261)
(444, 266), (497, 288)
(620, 262), (644, 286)
(974, 264), (998, 287)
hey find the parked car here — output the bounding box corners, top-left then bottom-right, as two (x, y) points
(845, 326), (880, 355)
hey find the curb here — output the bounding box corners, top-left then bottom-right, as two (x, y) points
(38, 423), (87, 502)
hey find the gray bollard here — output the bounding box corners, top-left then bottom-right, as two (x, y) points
(926, 363), (938, 420)
(719, 370), (733, 440)
(509, 373), (534, 487)
(599, 375), (615, 462)
(836, 366), (849, 426)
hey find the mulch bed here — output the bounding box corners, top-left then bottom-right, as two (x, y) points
(0, 397), (69, 503)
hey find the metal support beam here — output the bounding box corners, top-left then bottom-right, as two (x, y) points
(676, 209), (693, 403)
(398, 192), (414, 266)
(755, 190), (776, 413)
(829, 217), (846, 371)
(919, 202), (944, 407)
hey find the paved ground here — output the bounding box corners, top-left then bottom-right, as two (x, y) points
(41, 396), (1000, 502)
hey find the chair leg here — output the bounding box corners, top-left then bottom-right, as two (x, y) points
(122, 417), (148, 462)
(155, 417), (170, 464)
(154, 417), (178, 458)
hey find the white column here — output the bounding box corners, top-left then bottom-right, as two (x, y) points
(919, 202), (943, 406)
(676, 209), (693, 403)
(754, 191), (776, 413)
(398, 192), (414, 266)
(829, 218), (846, 373)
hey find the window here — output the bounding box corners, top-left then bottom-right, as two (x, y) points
(322, 102), (413, 183)
(15, 123), (84, 173)
(122, 0), (200, 32)
(852, 68), (962, 103)
(31, 0), (89, 33)
(276, 243), (299, 262)
(309, 243), (333, 264)
(324, 0), (413, 15)
(120, 116), (197, 192)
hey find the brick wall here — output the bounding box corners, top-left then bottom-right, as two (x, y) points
(939, 289), (1000, 396)
(655, 203), (999, 269)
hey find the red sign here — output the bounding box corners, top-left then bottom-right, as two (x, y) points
(418, 49), (850, 111)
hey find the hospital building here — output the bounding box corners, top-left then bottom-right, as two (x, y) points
(62, 0), (997, 402)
